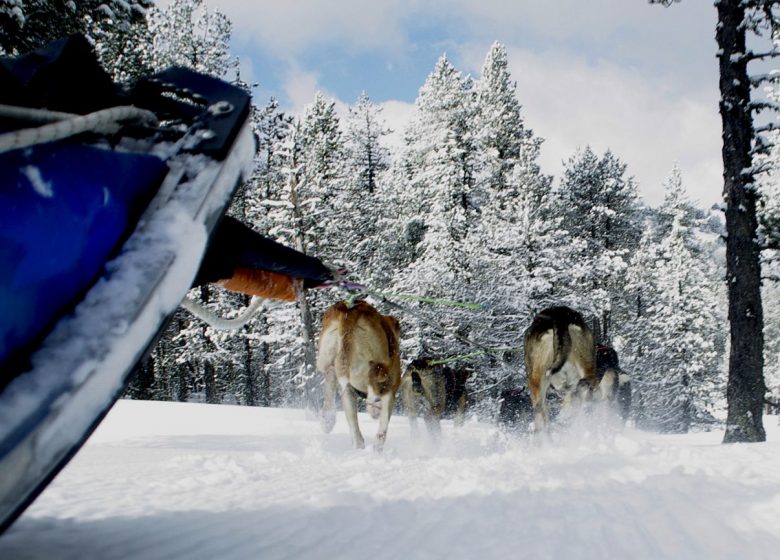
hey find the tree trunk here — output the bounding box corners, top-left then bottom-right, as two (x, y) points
(204, 360), (219, 404)
(125, 355), (155, 400)
(296, 287), (320, 415)
(242, 334), (256, 406)
(175, 362), (191, 403)
(717, 0), (766, 443)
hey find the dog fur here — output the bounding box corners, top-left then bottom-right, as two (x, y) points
(524, 306), (597, 432)
(317, 300), (401, 450)
(401, 357), (447, 438)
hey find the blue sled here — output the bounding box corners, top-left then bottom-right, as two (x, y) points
(0, 35), (256, 533)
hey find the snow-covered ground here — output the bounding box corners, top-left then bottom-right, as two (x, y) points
(1, 400), (779, 560)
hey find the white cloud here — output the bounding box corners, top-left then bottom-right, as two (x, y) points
(280, 65), (329, 115)
(459, 44), (723, 207)
(203, 0), (411, 56)
(200, 0), (725, 207)
(378, 99), (415, 149)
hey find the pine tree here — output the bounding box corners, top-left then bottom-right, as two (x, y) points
(340, 93), (392, 285)
(623, 221), (662, 426)
(143, 0), (237, 78)
(263, 95), (346, 411)
(556, 147), (641, 342)
(645, 212), (725, 431)
(344, 92), (390, 196)
(0, 0), (151, 56)
(759, 68), (780, 407)
(388, 55), (479, 359)
(625, 168), (727, 431)
(464, 42), (579, 396)
(651, 0), (771, 442)
(474, 42), (538, 193)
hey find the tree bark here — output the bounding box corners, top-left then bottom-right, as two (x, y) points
(717, 0), (766, 442)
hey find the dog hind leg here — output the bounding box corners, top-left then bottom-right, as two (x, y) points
(403, 376), (420, 437)
(320, 367), (338, 433)
(341, 383), (365, 449)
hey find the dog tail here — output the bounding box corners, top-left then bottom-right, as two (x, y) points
(550, 319), (572, 375)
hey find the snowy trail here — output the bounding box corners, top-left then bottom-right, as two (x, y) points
(1, 400), (779, 559)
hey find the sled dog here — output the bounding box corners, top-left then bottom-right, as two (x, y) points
(595, 345), (632, 422)
(402, 357), (447, 438)
(317, 300), (401, 450)
(524, 306), (597, 432)
(497, 387), (534, 432)
(443, 365), (470, 427)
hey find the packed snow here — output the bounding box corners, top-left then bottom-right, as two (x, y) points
(1, 399), (779, 560)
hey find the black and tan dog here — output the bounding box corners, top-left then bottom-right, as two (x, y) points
(401, 357), (447, 438)
(595, 345), (632, 422)
(402, 359), (471, 438)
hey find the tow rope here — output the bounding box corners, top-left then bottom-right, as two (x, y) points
(325, 279), (522, 364)
(0, 104), (158, 153)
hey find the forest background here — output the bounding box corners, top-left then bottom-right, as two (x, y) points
(2, 0), (779, 434)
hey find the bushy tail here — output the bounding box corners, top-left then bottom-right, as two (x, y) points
(550, 322), (572, 374)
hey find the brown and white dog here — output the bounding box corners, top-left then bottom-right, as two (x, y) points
(402, 357), (447, 438)
(317, 300), (401, 450)
(524, 306), (597, 432)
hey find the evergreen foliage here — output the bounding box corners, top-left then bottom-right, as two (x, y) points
(626, 168), (726, 431)
(556, 147), (642, 342)
(0, 0), (151, 56)
(96, 22), (734, 432)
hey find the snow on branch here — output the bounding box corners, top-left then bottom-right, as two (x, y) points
(747, 49), (780, 61)
(750, 72), (780, 87)
(755, 122), (780, 133)
(749, 100), (780, 113)
(742, 161), (774, 176)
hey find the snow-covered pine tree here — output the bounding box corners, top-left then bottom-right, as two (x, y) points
(143, 0), (237, 78)
(0, 0), (151, 56)
(756, 48), (780, 409)
(268, 94), (347, 411)
(223, 99), (298, 407)
(474, 42), (538, 194)
(556, 146), (641, 342)
(652, 0), (773, 442)
(623, 221), (662, 426)
(629, 169), (726, 432)
(466, 42), (577, 396)
(388, 54), (479, 361)
(340, 93), (392, 286)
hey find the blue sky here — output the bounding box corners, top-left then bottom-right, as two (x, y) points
(193, 1), (730, 208)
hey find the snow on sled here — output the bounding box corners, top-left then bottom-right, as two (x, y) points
(0, 35), (259, 534)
